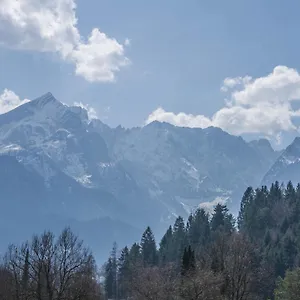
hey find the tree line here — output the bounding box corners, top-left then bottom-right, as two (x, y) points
(1, 181), (300, 299)
(104, 181), (300, 300)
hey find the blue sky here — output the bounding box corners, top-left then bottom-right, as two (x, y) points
(1, 0), (300, 148)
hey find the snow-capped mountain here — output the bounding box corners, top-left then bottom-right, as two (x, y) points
(0, 92), (281, 259)
(90, 119), (279, 215)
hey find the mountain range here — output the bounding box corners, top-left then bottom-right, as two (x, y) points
(0, 92), (296, 260)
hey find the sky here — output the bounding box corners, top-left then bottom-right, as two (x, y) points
(1, 0), (300, 149)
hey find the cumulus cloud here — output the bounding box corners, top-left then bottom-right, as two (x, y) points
(147, 107), (212, 128)
(0, 89), (30, 114)
(0, 0), (129, 82)
(146, 66), (300, 139)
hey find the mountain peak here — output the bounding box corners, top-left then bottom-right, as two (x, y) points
(32, 92), (58, 108)
(285, 136), (300, 154)
(249, 138), (274, 152)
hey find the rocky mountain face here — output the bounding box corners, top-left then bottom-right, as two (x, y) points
(0, 92), (283, 260)
(89, 120), (279, 214)
(262, 137), (300, 187)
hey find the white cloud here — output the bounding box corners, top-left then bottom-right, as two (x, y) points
(146, 66), (300, 140)
(73, 102), (98, 120)
(221, 76), (252, 92)
(124, 38), (131, 46)
(147, 107), (212, 128)
(0, 89), (30, 114)
(0, 0), (129, 82)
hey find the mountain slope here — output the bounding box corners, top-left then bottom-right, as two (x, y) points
(262, 137), (300, 186)
(90, 120), (277, 215)
(0, 92), (281, 259)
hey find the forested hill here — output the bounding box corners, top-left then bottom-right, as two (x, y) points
(104, 181), (300, 300)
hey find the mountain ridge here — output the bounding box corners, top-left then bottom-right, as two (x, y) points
(0, 92), (292, 260)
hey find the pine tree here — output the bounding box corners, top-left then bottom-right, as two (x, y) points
(104, 257), (114, 299)
(104, 243), (118, 299)
(282, 235), (297, 270)
(118, 246), (130, 299)
(188, 208), (210, 249)
(129, 243), (141, 267)
(211, 204), (234, 233)
(159, 225), (173, 265)
(141, 227), (157, 267)
(285, 181), (296, 205)
(173, 216), (187, 265)
(181, 245), (195, 276)
(269, 181), (283, 203)
(238, 186), (254, 231)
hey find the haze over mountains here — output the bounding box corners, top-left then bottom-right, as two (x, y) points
(0, 92), (297, 260)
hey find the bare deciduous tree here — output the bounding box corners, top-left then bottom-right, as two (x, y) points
(179, 269), (223, 300)
(3, 227), (103, 300)
(223, 233), (260, 300)
(130, 265), (177, 300)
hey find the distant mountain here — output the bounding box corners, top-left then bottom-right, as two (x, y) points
(262, 137), (300, 186)
(248, 138), (281, 167)
(0, 92), (282, 260)
(90, 120), (278, 215)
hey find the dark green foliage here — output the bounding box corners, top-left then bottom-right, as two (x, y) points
(118, 246), (130, 299)
(128, 242), (141, 267)
(187, 208), (210, 250)
(140, 226), (157, 266)
(275, 268), (300, 300)
(104, 243), (117, 299)
(159, 225), (173, 265)
(172, 216), (187, 266)
(211, 203), (235, 234)
(238, 186), (254, 231)
(181, 245), (195, 276)
(103, 181), (300, 299)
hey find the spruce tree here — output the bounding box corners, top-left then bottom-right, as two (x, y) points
(211, 204), (234, 233)
(173, 216), (187, 264)
(129, 243), (141, 267)
(104, 257), (115, 299)
(188, 208), (210, 249)
(181, 245), (195, 276)
(141, 227), (157, 267)
(118, 246), (130, 299)
(104, 243), (118, 299)
(238, 186), (254, 231)
(159, 225), (173, 265)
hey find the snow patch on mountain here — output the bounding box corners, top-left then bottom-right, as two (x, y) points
(281, 155), (300, 165)
(0, 144), (23, 154)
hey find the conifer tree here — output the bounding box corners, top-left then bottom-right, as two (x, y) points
(238, 186), (254, 231)
(118, 246), (130, 299)
(159, 225), (173, 265)
(141, 227), (157, 267)
(211, 204), (235, 233)
(181, 245), (195, 276)
(104, 243), (118, 299)
(188, 208), (210, 249)
(129, 243), (141, 267)
(173, 216), (187, 264)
